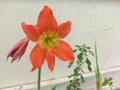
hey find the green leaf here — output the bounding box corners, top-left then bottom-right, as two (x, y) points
(89, 51), (94, 56)
(68, 74), (74, 78)
(109, 82), (113, 86)
(81, 75), (85, 83)
(66, 86), (71, 90)
(87, 65), (92, 72)
(102, 81), (107, 86)
(108, 77), (113, 81)
(83, 48), (87, 52)
(83, 44), (86, 47)
(86, 58), (91, 65)
(68, 62), (74, 68)
(74, 67), (79, 76)
(77, 53), (83, 62)
(102, 77), (113, 87)
(75, 45), (81, 48)
(73, 49), (77, 53)
(86, 46), (91, 49)
(79, 48), (82, 52)
(51, 86), (57, 90)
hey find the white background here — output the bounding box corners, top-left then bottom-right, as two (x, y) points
(0, 0), (120, 88)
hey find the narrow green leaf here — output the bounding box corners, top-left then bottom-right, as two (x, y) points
(95, 41), (101, 90)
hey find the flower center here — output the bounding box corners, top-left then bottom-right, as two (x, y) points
(38, 31), (59, 50)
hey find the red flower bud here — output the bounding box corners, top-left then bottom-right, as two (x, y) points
(7, 38), (29, 63)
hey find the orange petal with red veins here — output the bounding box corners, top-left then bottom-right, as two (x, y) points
(37, 5), (57, 32)
(56, 21), (71, 38)
(30, 44), (45, 71)
(54, 40), (74, 61)
(22, 22), (40, 42)
(46, 51), (55, 72)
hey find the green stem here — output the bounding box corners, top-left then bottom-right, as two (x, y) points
(95, 41), (101, 90)
(38, 68), (41, 90)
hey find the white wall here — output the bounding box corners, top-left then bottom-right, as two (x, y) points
(0, 0), (120, 88)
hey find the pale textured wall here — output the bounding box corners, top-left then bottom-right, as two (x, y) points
(0, 0), (120, 88)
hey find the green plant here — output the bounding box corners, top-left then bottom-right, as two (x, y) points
(66, 44), (94, 90)
(94, 42), (114, 90)
(95, 42), (114, 90)
(102, 77), (113, 90)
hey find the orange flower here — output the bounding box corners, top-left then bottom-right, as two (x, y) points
(7, 38), (29, 62)
(8, 5), (74, 72)
(22, 5), (74, 71)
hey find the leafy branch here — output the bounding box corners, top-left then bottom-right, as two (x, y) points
(66, 44), (94, 90)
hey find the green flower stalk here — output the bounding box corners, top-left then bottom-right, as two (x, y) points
(38, 68), (41, 90)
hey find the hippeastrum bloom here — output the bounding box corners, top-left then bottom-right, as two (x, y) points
(7, 38), (29, 63)
(22, 5), (74, 71)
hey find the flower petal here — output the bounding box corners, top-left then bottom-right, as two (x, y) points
(46, 51), (55, 72)
(22, 22), (41, 42)
(54, 40), (74, 61)
(56, 21), (71, 38)
(37, 5), (57, 32)
(30, 44), (45, 71)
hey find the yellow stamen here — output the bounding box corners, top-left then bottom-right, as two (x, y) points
(48, 48), (56, 53)
(38, 31), (59, 50)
